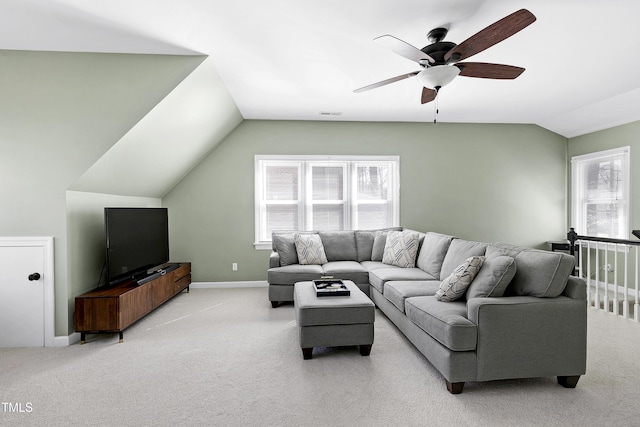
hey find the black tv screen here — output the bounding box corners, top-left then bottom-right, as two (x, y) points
(105, 207), (169, 286)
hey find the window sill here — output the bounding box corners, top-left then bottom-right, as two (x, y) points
(254, 242), (272, 251)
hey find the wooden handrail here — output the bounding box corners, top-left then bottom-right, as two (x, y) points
(567, 228), (640, 256)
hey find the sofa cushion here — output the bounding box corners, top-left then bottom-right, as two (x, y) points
(371, 231), (388, 261)
(405, 296), (477, 351)
(272, 232), (301, 266)
(416, 232), (456, 279)
(355, 230), (376, 262)
(466, 255), (516, 299)
(319, 231), (357, 261)
(369, 267), (436, 294)
(294, 233), (328, 265)
(382, 230), (420, 267)
(384, 280), (441, 313)
(436, 256), (484, 302)
(322, 261), (369, 284)
(355, 227), (402, 262)
(509, 249), (575, 297)
(440, 239), (488, 279)
(486, 242), (528, 258)
(360, 260), (393, 272)
(267, 264), (324, 285)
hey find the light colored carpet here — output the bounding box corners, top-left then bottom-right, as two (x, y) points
(2, 287), (640, 426)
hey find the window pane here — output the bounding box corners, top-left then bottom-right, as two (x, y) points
(312, 205), (344, 230)
(356, 203), (389, 230)
(256, 156), (399, 244)
(266, 166), (298, 200)
(586, 159), (622, 200)
(265, 205), (298, 238)
(572, 148), (629, 239)
(312, 166), (343, 200)
(357, 165), (388, 200)
(586, 203), (620, 237)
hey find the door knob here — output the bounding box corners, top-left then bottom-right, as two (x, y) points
(28, 273), (41, 281)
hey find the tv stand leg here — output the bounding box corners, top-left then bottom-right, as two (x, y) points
(80, 333), (86, 345)
(119, 332), (124, 343)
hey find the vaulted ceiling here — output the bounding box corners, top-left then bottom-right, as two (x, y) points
(3, 0), (640, 139)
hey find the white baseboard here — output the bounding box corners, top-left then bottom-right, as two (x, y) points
(54, 333), (81, 347)
(190, 280), (268, 289)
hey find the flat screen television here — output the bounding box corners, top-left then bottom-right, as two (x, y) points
(104, 207), (169, 286)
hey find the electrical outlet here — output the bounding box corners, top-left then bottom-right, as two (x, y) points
(232, 263), (238, 271)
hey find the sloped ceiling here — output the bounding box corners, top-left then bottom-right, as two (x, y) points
(71, 58), (242, 198)
(0, 49), (207, 245)
(0, 50), (205, 187)
(3, 0), (636, 138)
(1, 0), (243, 198)
(3, 0), (640, 151)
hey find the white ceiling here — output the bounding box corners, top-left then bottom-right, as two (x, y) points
(3, 0), (640, 138)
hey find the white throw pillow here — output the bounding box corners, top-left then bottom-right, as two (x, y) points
(436, 256), (485, 301)
(382, 231), (420, 268)
(294, 233), (328, 265)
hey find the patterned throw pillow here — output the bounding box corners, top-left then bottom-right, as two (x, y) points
(382, 231), (420, 268)
(294, 233), (328, 265)
(436, 256), (485, 302)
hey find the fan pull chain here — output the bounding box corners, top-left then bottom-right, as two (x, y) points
(433, 87), (440, 124)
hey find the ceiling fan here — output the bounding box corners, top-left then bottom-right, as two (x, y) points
(354, 9), (536, 105)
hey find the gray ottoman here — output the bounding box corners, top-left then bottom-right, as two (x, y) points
(294, 280), (375, 360)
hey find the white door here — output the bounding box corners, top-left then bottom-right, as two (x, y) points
(0, 237), (54, 347)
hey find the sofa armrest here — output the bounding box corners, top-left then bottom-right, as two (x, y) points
(467, 295), (586, 324)
(269, 251), (281, 269)
(467, 295), (587, 381)
(562, 276), (587, 300)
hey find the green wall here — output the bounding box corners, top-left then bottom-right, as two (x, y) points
(0, 50), (203, 336)
(163, 120), (569, 283)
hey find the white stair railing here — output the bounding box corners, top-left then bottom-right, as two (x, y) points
(568, 228), (640, 321)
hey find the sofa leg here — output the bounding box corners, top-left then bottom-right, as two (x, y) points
(302, 347), (313, 360)
(271, 301), (279, 308)
(446, 381), (464, 394)
(557, 375), (580, 388)
(359, 344), (372, 356)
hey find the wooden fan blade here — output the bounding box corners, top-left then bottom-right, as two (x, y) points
(455, 62), (525, 79)
(444, 9), (536, 63)
(354, 71), (420, 93)
(375, 35), (435, 64)
(421, 87), (437, 104)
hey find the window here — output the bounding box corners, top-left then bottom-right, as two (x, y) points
(571, 147), (630, 238)
(255, 155), (399, 248)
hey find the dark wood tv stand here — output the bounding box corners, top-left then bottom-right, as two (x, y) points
(74, 262), (191, 343)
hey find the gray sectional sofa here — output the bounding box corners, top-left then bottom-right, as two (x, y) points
(267, 228), (587, 394)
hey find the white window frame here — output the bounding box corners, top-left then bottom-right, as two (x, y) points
(257, 160), (303, 241)
(306, 161), (349, 231)
(254, 155), (400, 249)
(571, 146), (630, 239)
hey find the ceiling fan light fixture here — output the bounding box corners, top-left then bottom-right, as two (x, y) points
(417, 65), (460, 89)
